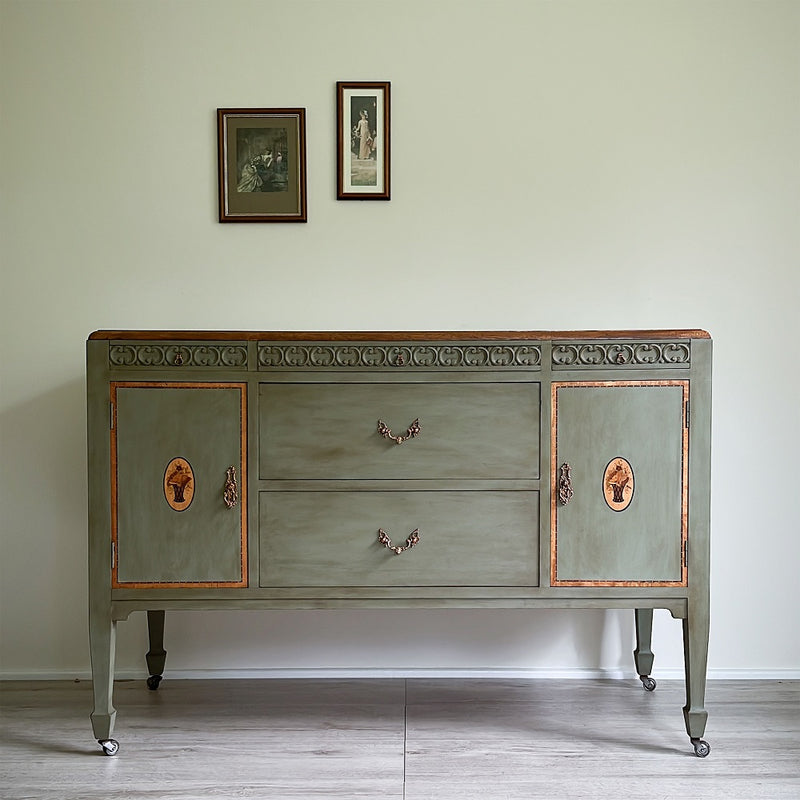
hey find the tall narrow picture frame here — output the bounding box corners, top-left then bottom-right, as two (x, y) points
(217, 108), (307, 222)
(337, 82), (390, 200)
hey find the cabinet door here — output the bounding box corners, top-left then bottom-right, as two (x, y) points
(111, 382), (247, 588)
(551, 381), (688, 586)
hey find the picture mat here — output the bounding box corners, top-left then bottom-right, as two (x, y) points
(341, 88), (385, 195)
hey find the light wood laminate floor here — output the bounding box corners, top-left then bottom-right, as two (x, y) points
(1, 678), (798, 799)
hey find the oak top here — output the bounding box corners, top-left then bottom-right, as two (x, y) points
(89, 329), (711, 341)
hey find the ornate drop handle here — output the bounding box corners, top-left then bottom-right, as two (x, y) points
(377, 418), (421, 445)
(378, 528), (420, 555)
(558, 462), (574, 506)
(223, 466), (238, 509)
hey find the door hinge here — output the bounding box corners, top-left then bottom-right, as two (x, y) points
(110, 402), (115, 430)
(682, 539), (688, 568)
(685, 400), (690, 429)
(111, 540), (116, 570)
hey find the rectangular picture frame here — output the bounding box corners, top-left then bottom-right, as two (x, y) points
(217, 108), (307, 222)
(337, 82), (390, 200)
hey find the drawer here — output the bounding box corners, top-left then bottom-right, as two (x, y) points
(258, 490), (539, 587)
(259, 382), (540, 479)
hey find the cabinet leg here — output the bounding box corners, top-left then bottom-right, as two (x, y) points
(89, 607), (117, 741)
(146, 610), (167, 690)
(634, 608), (656, 690)
(682, 598), (710, 750)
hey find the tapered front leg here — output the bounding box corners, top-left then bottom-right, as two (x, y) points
(89, 605), (117, 741)
(682, 597), (710, 743)
(146, 610), (167, 689)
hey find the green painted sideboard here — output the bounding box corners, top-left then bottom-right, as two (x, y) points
(87, 330), (712, 757)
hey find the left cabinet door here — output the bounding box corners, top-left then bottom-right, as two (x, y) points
(111, 382), (247, 588)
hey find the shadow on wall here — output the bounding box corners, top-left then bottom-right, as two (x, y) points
(1, 377), (88, 669)
(114, 606), (641, 675)
(2, 377), (88, 519)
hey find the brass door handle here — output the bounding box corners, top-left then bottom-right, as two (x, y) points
(378, 528), (420, 554)
(558, 462), (574, 506)
(377, 418), (421, 445)
(223, 466), (238, 509)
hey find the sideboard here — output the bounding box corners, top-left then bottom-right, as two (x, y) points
(87, 329), (712, 757)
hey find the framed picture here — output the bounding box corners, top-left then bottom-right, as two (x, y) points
(337, 82), (390, 200)
(217, 108), (307, 222)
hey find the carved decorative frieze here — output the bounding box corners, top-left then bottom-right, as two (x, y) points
(551, 341), (690, 368)
(109, 343), (248, 369)
(257, 343), (542, 369)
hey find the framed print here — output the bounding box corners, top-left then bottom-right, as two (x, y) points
(337, 82), (390, 200)
(217, 108), (307, 222)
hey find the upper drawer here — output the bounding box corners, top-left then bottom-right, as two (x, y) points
(259, 381), (540, 480)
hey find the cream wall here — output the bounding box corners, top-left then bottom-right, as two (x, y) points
(1, 0), (798, 679)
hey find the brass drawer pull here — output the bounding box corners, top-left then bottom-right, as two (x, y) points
(223, 466), (238, 509)
(377, 418), (421, 445)
(558, 462), (574, 506)
(378, 528), (420, 554)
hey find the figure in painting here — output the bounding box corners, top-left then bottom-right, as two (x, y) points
(236, 128), (289, 192)
(237, 150), (272, 192)
(354, 109), (372, 159)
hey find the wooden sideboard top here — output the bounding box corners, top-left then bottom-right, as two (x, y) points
(89, 329), (711, 342)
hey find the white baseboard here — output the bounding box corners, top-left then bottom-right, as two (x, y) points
(3, 667), (799, 681)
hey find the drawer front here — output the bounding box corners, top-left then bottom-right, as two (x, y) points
(259, 491), (539, 587)
(259, 382), (540, 480)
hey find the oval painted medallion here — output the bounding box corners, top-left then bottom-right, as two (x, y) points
(164, 457), (195, 512)
(603, 457), (634, 512)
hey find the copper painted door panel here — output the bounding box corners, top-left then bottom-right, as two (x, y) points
(111, 382), (247, 587)
(258, 381), (540, 480)
(551, 381), (688, 586)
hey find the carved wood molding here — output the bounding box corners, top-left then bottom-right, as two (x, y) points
(109, 343), (248, 369)
(257, 343), (542, 369)
(551, 341), (691, 368)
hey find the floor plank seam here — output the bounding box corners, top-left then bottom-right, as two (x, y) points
(403, 678), (408, 800)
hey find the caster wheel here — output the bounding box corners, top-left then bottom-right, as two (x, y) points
(146, 675), (162, 690)
(691, 738), (711, 758)
(99, 738), (119, 756)
(640, 675), (657, 692)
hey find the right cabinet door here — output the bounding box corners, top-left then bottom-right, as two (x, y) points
(551, 380), (688, 587)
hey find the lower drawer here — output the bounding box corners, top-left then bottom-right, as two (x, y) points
(259, 491), (539, 588)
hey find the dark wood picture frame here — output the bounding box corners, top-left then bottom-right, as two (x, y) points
(217, 108), (307, 222)
(336, 82), (390, 200)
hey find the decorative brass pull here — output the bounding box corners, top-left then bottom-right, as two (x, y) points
(558, 462), (574, 506)
(377, 418), (421, 445)
(378, 528), (420, 554)
(223, 466), (238, 509)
